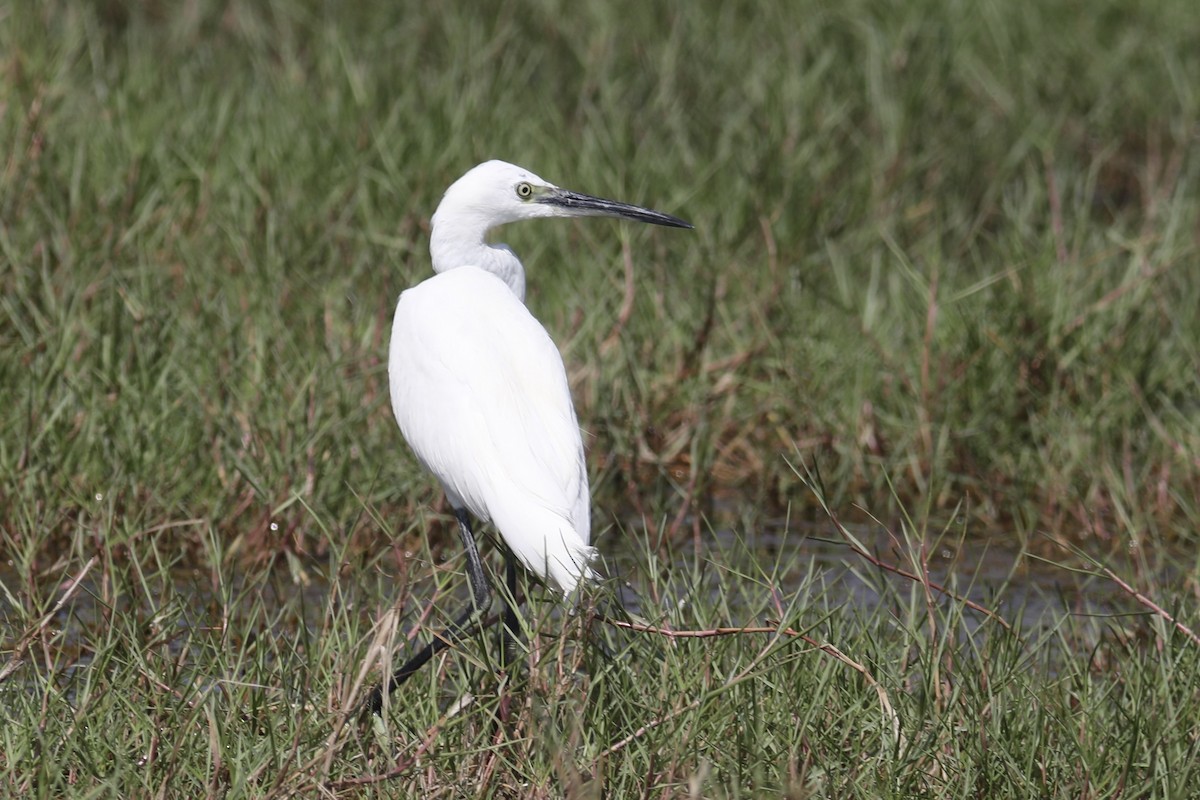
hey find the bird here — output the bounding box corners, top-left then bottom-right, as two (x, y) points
(368, 160), (691, 713)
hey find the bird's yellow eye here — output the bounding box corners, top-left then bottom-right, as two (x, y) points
(515, 182), (533, 199)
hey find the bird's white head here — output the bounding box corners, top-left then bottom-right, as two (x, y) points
(429, 160), (691, 302)
(434, 160), (560, 232)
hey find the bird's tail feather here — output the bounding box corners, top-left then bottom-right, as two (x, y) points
(488, 494), (595, 595)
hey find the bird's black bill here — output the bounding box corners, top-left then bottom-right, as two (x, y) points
(539, 188), (693, 229)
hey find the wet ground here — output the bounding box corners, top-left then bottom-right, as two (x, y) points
(0, 519), (1141, 692)
(600, 519), (1130, 642)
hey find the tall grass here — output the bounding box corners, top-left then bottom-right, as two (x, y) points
(3, 0), (1197, 551)
(2, 0), (1198, 796)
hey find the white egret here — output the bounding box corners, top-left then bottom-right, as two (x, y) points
(369, 160), (690, 712)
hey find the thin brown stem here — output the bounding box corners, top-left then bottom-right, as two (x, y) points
(830, 510), (1015, 634)
(1100, 565), (1200, 648)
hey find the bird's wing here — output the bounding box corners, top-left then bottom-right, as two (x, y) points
(388, 267), (591, 547)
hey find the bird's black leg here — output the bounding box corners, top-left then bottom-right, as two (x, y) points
(500, 553), (522, 670)
(455, 508), (492, 614)
(367, 509), (493, 715)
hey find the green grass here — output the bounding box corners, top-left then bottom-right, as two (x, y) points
(2, 0), (1199, 796)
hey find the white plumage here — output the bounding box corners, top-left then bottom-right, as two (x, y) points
(388, 160), (691, 599)
(386, 160), (688, 599)
(369, 160), (688, 709)
(389, 264), (594, 592)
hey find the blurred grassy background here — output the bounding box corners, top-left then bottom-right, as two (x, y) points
(3, 0), (1198, 563)
(2, 1), (1199, 795)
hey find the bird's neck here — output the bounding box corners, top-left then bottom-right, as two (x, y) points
(430, 225), (527, 302)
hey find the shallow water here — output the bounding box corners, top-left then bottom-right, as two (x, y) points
(0, 520), (1140, 694)
(597, 519), (1129, 639)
